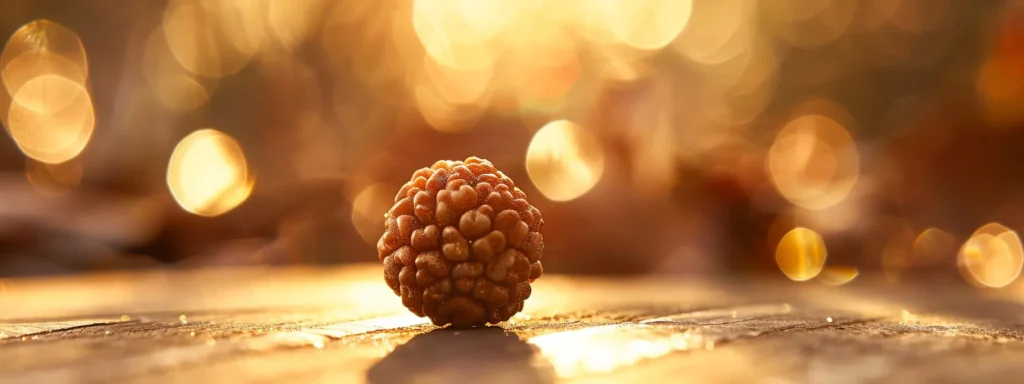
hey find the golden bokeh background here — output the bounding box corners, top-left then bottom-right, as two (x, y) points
(0, 0), (1023, 295)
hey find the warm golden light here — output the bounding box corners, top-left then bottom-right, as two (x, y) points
(413, 83), (486, 133)
(816, 266), (859, 286)
(768, 111), (859, 210)
(1, 19), (89, 97)
(762, 0), (857, 48)
(457, 0), (519, 40)
(911, 228), (956, 265)
(528, 325), (705, 378)
(217, 0), (267, 56)
(502, 23), (581, 102)
(6, 74), (95, 164)
(350, 184), (393, 245)
(419, 55), (493, 106)
(959, 223), (1024, 288)
(776, 227), (827, 281)
(412, 0), (502, 70)
(142, 28), (213, 111)
(267, 0), (324, 50)
(162, 0), (261, 78)
(597, 0), (693, 50)
(526, 120), (605, 202)
(167, 129), (254, 217)
(674, 0), (748, 64)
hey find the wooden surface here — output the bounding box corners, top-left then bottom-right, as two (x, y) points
(2, 264), (1024, 383)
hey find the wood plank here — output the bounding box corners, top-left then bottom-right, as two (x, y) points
(2, 264), (1023, 383)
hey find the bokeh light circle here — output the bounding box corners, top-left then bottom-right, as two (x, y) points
(526, 120), (605, 202)
(768, 112), (859, 210)
(958, 223), (1024, 288)
(1, 19), (89, 97)
(7, 74), (95, 164)
(350, 184), (394, 245)
(597, 0), (694, 50)
(167, 129), (254, 217)
(776, 227), (827, 281)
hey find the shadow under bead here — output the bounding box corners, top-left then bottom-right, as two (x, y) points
(366, 328), (555, 384)
(378, 157), (545, 327)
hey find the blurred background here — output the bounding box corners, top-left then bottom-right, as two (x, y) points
(1, 0), (1023, 292)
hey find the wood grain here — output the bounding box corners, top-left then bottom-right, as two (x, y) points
(2, 265), (1023, 383)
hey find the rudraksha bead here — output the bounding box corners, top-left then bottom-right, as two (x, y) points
(378, 157), (544, 327)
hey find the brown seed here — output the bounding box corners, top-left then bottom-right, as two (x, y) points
(441, 226), (470, 261)
(395, 182), (414, 203)
(507, 221), (529, 249)
(404, 187), (422, 203)
(454, 278), (475, 292)
(377, 236), (393, 261)
(512, 187), (527, 200)
(486, 249), (516, 282)
(529, 261), (544, 280)
(377, 157), (545, 327)
(412, 176), (427, 190)
(505, 251), (531, 284)
(399, 265), (416, 286)
(426, 168), (449, 194)
(485, 307), (506, 324)
(423, 279), (451, 305)
(415, 251), (449, 278)
(396, 215), (419, 246)
(435, 190), (457, 227)
(474, 182), (493, 205)
(413, 191), (436, 224)
(514, 282), (532, 301)
(451, 262), (484, 279)
(511, 198), (530, 212)
(451, 185), (478, 211)
(410, 225), (440, 251)
(415, 269), (434, 287)
(451, 165), (473, 180)
(439, 296), (485, 328)
(492, 210), (520, 233)
(477, 174), (499, 186)
(389, 197), (413, 218)
(392, 246), (415, 266)
(459, 210), (491, 240)
(414, 205), (434, 225)
(446, 177), (468, 191)
(413, 190), (435, 206)
(412, 167), (433, 180)
(526, 207), (544, 232)
(400, 285), (424, 316)
(521, 232), (544, 263)
(383, 255), (401, 293)
(492, 210), (525, 246)
(499, 174), (515, 189)
(498, 191), (515, 210)
(485, 192), (506, 212)
(476, 204), (495, 220)
(494, 183), (510, 194)
(431, 160), (452, 170)
(471, 230), (506, 263)
(472, 279), (509, 307)
(382, 219), (403, 251)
